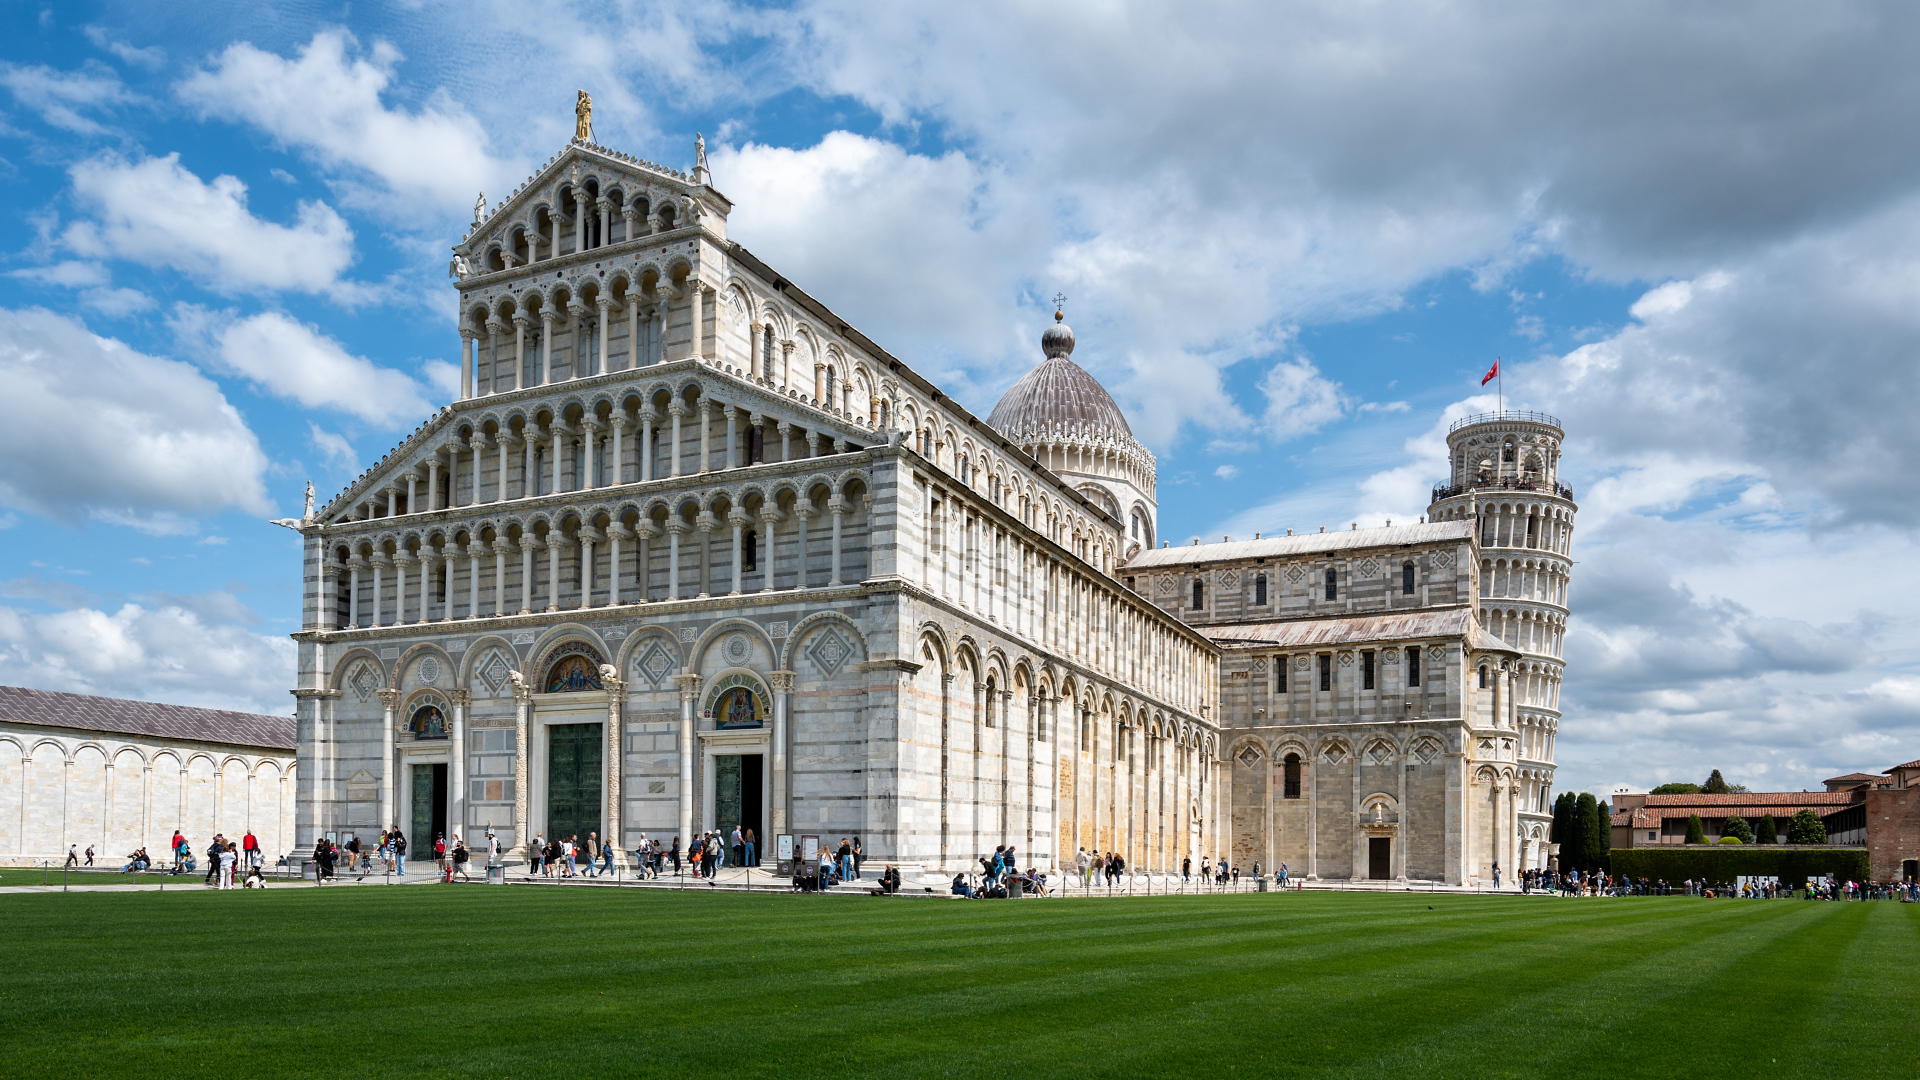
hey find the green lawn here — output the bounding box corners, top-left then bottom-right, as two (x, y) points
(1, 887), (1914, 1079)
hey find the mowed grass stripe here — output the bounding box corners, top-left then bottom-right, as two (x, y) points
(1, 888), (1914, 1080)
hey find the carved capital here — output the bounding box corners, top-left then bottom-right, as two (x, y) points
(767, 669), (796, 693)
(376, 688), (401, 709)
(449, 690), (472, 707)
(507, 670), (533, 704)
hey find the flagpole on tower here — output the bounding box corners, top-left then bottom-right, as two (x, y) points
(1498, 356), (1502, 416)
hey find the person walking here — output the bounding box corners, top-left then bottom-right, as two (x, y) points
(218, 841), (237, 889)
(731, 825), (745, 869)
(585, 832), (602, 878)
(204, 836), (224, 884)
(84, 844), (95, 867)
(242, 830), (260, 872)
(743, 828), (757, 868)
(669, 837), (682, 875)
(392, 828), (408, 876)
(852, 836), (865, 880)
(452, 838), (471, 883)
(485, 829), (500, 868)
(65, 845), (79, 869)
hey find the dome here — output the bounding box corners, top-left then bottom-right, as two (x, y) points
(987, 310), (1134, 439)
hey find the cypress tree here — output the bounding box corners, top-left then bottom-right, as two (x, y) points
(1550, 791), (1575, 866)
(1702, 769), (1730, 794)
(1572, 793), (1600, 871)
(1685, 813), (1708, 844)
(1591, 800), (1611, 870)
(1756, 814), (1778, 845)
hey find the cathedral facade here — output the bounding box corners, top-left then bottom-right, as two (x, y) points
(289, 132), (1571, 884)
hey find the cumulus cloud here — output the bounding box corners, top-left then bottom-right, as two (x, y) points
(1529, 200), (1920, 530)
(0, 307), (271, 531)
(0, 60), (133, 134)
(177, 30), (519, 216)
(172, 306), (434, 426)
(0, 599), (293, 715)
(63, 153), (357, 294)
(1259, 358), (1348, 440)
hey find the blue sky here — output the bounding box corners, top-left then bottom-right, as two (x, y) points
(3, 1), (1918, 796)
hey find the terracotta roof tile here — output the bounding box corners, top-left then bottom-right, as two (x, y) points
(0, 685), (294, 750)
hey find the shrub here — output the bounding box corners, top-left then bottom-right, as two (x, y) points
(1608, 846), (1869, 885)
(1650, 782), (1701, 795)
(1685, 814), (1708, 844)
(1756, 814), (1778, 845)
(1717, 836), (1743, 845)
(1724, 815), (1754, 844)
(1788, 808), (1828, 845)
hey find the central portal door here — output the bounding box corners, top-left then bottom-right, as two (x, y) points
(547, 723), (603, 845)
(1368, 836), (1392, 880)
(713, 754), (764, 864)
(410, 763), (447, 854)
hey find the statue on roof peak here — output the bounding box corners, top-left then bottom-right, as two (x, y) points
(574, 90), (593, 141)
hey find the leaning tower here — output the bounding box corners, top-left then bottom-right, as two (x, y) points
(1427, 410), (1575, 870)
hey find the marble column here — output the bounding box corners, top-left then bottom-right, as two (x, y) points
(675, 674), (701, 845)
(597, 296), (612, 374)
(519, 539), (535, 614)
(604, 671), (624, 864)
(695, 510), (716, 598)
(450, 690), (469, 840)
(580, 418), (603, 490)
(828, 496), (846, 586)
(459, 328), (474, 400)
(666, 521), (687, 600)
(579, 528), (601, 608)
(793, 504), (812, 589)
(769, 670), (793, 835)
(637, 521), (659, 602)
(667, 403), (685, 479)
(511, 676), (531, 854)
(377, 688), (399, 833)
(491, 539), (509, 616)
(546, 534), (562, 613)
(727, 511), (747, 595)
(641, 411), (655, 480)
(539, 311), (554, 385)
(513, 315), (529, 387)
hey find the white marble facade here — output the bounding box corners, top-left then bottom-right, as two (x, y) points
(291, 133), (1572, 882)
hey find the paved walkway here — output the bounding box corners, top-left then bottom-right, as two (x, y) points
(1, 863), (1528, 898)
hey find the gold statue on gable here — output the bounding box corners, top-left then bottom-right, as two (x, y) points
(574, 90), (593, 141)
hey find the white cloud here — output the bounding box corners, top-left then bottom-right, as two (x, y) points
(81, 26), (165, 70)
(0, 599), (293, 715)
(173, 307), (434, 426)
(63, 153), (357, 294)
(8, 261), (155, 317)
(0, 61), (132, 134)
(1213, 465), (1239, 480)
(0, 307), (271, 531)
(308, 423), (358, 474)
(1259, 358), (1348, 440)
(177, 30), (518, 216)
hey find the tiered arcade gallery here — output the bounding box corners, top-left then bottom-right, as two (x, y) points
(289, 132), (1574, 885)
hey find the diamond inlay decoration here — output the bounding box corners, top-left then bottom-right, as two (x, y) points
(477, 652), (512, 695)
(1358, 558), (1379, 577)
(1433, 551), (1453, 569)
(1285, 565), (1305, 584)
(634, 640), (676, 687)
(1323, 745), (1347, 765)
(1237, 746), (1262, 767)
(349, 664), (380, 703)
(807, 629), (852, 678)
(1219, 568), (1240, 588)
(1338, 653), (1355, 668)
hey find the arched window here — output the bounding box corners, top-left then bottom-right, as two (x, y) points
(1324, 568), (1337, 601)
(1255, 574), (1268, 606)
(1283, 753), (1302, 799)
(1402, 561), (1415, 595)
(1503, 440), (1516, 463)
(1406, 647), (1421, 687)
(1478, 665), (1489, 689)
(1191, 579), (1205, 610)
(1273, 656), (1287, 693)
(879, 399), (889, 428)
(743, 529), (757, 572)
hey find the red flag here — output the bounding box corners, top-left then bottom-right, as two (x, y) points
(1480, 359), (1499, 386)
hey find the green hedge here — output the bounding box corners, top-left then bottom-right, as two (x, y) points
(1608, 846), (1871, 884)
